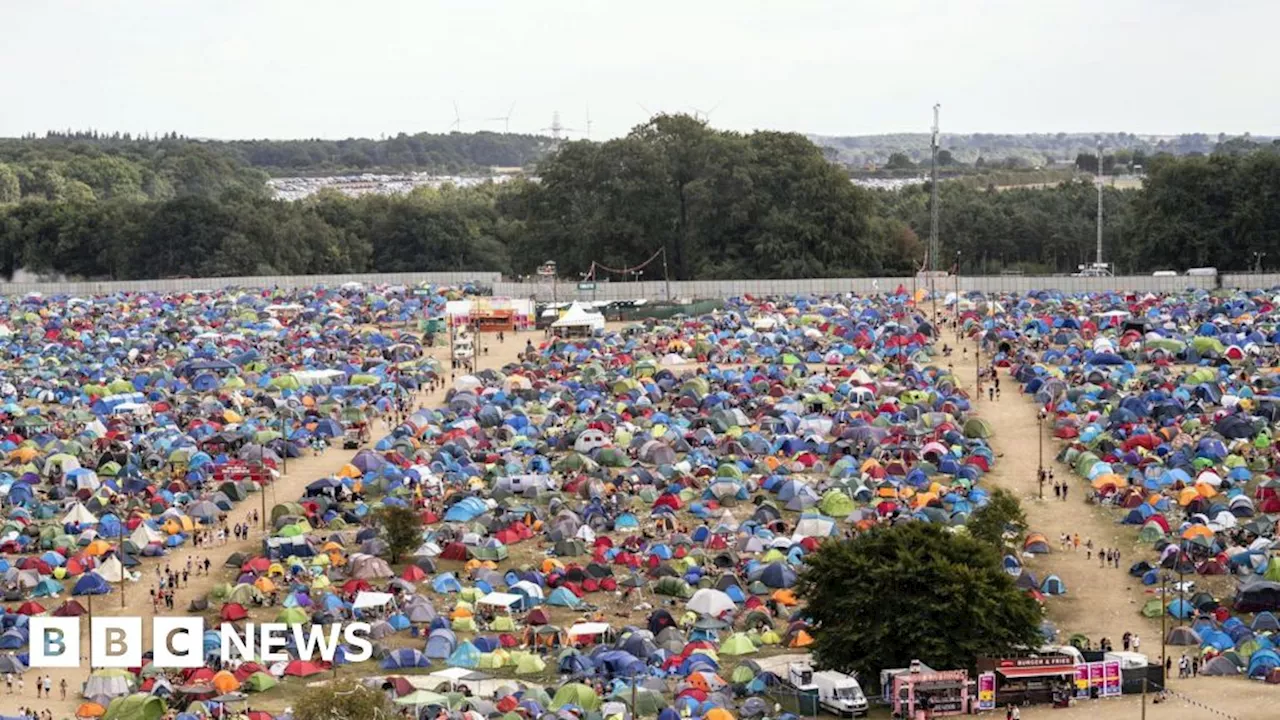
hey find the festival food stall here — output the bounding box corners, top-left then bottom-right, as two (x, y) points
(977, 654), (1078, 706)
(886, 662), (970, 718)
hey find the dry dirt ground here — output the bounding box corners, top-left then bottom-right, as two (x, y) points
(945, 328), (1273, 719)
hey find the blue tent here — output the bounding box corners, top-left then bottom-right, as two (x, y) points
(425, 628), (457, 659)
(1247, 649), (1280, 678)
(1040, 575), (1066, 595)
(547, 588), (582, 607)
(447, 640), (481, 668)
(381, 648), (430, 669)
(72, 572), (110, 596)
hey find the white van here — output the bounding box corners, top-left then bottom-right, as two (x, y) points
(788, 663), (869, 717)
(1152, 270), (1178, 277)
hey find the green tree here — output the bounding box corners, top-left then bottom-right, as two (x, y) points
(377, 505), (423, 564)
(965, 488), (1027, 550)
(0, 163), (19, 204)
(884, 152), (915, 170)
(294, 679), (393, 720)
(797, 523), (1042, 683)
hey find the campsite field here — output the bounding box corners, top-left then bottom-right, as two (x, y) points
(3, 329), (536, 718)
(2, 308), (1276, 720)
(947, 328), (1271, 720)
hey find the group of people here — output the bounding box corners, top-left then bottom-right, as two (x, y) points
(3, 672), (65, 700)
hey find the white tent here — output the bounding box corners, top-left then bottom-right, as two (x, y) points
(453, 375), (483, 392)
(687, 588), (736, 618)
(62, 503), (98, 526)
(573, 429), (611, 453)
(96, 555), (129, 583)
(552, 302), (605, 333)
(478, 592), (523, 612)
(130, 524), (164, 548)
(353, 591), (395, 610)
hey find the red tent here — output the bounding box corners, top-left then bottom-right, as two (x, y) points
(283, 660), (326, 677)
(220, 603), (249, 622)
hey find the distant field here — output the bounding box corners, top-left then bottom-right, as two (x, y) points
(994, 174), (1144, 191)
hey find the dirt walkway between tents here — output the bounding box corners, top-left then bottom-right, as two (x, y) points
(944, 328), (1273, 719)
(946, 328), (1157, 648)
(4, 330), (538, 718)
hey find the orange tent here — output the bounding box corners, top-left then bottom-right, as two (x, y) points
(75, 703), (106, 718)
(1182, 525), (1214, 541)
(789, 630), (814, 647)
(770, 589), (798, 606)
(212, 670), (240, 694)
(84, 540), (113, 556)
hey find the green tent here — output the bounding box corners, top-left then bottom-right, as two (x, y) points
(963, 417), (994, 439)
(469, 544), (509, 562)
(551, 683), (601, 711)
(516, 654), (548, 675)
(1137, 524), (1166, 543)
(616, 687), (666, 715)
(654, 577), (693, 598)
(720, 633), (758, 656)
(244, 672), (278, 692)
(1141, 599), (1164, 618)
(104, 694), (167, 720)
(227, 584), (265, 605)
(275, 607), (308, 625)
(818, 489), (855, 517)
(270, 375), (301, 390)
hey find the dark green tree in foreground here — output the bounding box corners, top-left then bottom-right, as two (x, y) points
(965, 487), (1027, 550)
(377, 504), (424, 564)
(797, 523), (1042, 682)
(295, 678), (392, 720)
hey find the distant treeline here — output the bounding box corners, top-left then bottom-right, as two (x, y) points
(815, 130), (1278, 169)
(1, 118), (1280, 280)
(0, 130), (551, 193)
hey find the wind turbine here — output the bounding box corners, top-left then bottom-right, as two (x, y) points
(688, 101), (721, 123)
(486, 102), (517, 133)
(450, 101), (463, 133)
(585, 103), (593, 139)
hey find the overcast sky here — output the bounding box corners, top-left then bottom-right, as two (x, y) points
(4, 0), (1274, 140)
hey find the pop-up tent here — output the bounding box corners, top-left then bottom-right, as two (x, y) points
(552, 303), (605, 336)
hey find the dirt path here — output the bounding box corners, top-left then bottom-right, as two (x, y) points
(945, 329), (1272, 719)
(5, 330), (537, 717)
(946, 328), (1157, 647)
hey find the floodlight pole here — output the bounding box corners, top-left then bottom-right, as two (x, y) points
(1096, 141), (1104, 267)
(1037, 409), (1046, 499)
(929, 104), (941, 325)
(954, 252), (960, 332)
(1161, 572), (1168, 680)
(120, 522), (126, 608)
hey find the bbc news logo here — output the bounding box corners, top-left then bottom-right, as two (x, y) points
(29, 618), (373, 668)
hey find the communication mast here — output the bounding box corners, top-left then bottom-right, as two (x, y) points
(929, 104), (941, 314)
